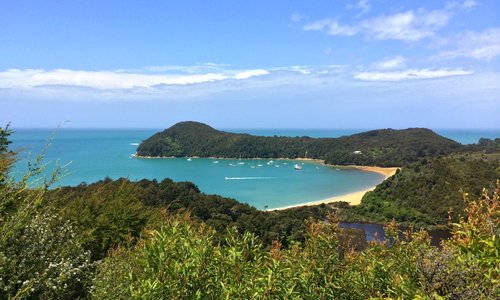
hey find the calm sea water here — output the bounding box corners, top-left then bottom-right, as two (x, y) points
(8, 128), (499, 209)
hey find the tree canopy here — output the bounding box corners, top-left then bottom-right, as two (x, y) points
(137, 121), (463, 167)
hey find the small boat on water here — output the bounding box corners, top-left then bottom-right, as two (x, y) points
(187, 157), (192, 161)
(294, 164), (303, 170)
(213, 160), (219, 164)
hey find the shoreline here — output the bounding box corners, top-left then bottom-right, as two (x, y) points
(133, 154), (399, 210)
(266, 166), (399, 211)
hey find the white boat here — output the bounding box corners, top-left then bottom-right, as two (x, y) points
(294, 164), (303, 170)
(187, 157), (192, 161)
(213, 160), (219, 164)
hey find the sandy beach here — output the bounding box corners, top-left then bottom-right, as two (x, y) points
(267, 165), (399, 211)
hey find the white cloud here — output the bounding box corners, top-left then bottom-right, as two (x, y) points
(372, 56), (407, 70)
(361, 9), (451, 42)
(234, 70), (269, 80)
(462, 0), (477, 8)
(354, 68), (472, 81)
(436, 28), (500, 61)
(0, 65), (483, 103)
(346, 0), (371, 17)
(304, 9), (451, 42)
(304, 2), (467, 42)
(445, 0), (477, 10)
(144, 63), (230, 73)
(303, 19), (358, 36)
(269, 65), (315, 75)
(0, 68), (269, 89)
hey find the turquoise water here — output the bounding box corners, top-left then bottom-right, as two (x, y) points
(9, 128), (499, 209)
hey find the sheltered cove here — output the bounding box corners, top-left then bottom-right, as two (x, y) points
(267, 164), (399, 210)
(133, 154), (398, 210)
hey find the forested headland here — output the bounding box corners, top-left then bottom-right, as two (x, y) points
(137, 121), (463, 167)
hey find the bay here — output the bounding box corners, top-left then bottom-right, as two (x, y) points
(8, 128), (498, 209)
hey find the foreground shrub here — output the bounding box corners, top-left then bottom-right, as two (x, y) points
(92, 184), (499, 299)
(418, 183), (500, 299)
(0, 127), (94, 299)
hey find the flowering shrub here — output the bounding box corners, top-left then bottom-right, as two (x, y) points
(0, 212), (94, 299)
(0, 127), (94, 299)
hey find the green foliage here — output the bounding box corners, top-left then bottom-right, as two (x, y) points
(0, 130), (94, 300)
(0, 212), (94, 300)
(465, 137), (500, 154)
(340, 155), (499, 227)
(46, 178), (334, 260)
(137, 121), (462, 167)
(0, 125), (15, 185)
(47, 178), (152, 261)
(418, 183), (500, 299)
(90, 185), (499, 299)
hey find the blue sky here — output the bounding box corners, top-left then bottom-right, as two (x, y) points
(1, 0), (499, 129)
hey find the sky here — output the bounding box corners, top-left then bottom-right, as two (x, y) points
(0, 0), (499, 129)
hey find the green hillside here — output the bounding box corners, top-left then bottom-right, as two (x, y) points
(339, 155), (500, 227)
(46, 177), (344, 260)
(137, 121), (462, 167)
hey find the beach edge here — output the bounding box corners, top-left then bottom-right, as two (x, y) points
(266, 165), (399, 211)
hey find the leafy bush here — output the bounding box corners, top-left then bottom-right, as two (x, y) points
(91, 184), (499, 299)
(0, 126), (94, 299)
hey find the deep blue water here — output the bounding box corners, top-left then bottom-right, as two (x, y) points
(8, 128), (498, 209)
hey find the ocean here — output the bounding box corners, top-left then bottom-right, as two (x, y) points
(8, 128), (499, 210)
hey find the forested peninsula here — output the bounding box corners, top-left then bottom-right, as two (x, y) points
(136, 121), (462, 166)
(137, 121), (500, 228)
